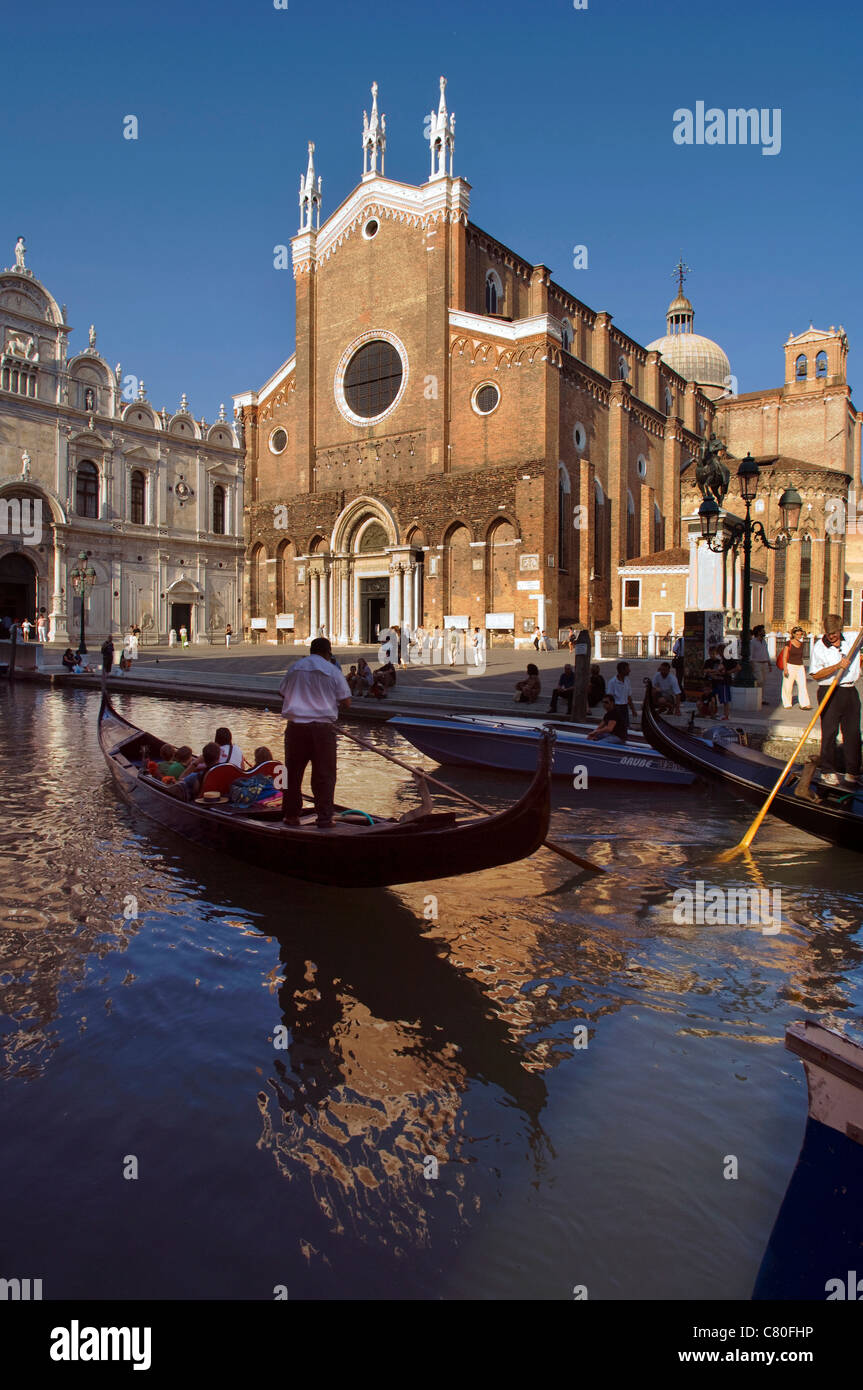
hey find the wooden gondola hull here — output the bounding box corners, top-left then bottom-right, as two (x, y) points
(641, 682), (863, 850)
(98, 694), (552, 888)
(753, 1022), (863, 1299)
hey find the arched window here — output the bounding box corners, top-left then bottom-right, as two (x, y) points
(795, 354), (808, 381)
(485, 270), (502, 315)
(444, 523), (472, 616)
(76, 461), (99, 518)
(213, 484), (225, 535)
(561, 318), (573, 353)
(558, 463), (571, 571)
(798, 535), (812, 621)
(250, 545), (267, 618)
(815, 351), (828, 378)
(593, 480), (609, 579)
(626, 489), (638, 560)
(130, 470), (145, 525)
(653, 501), (664, 552)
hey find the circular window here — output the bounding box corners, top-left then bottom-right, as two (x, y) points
(636, 454), (647, 479)
(362, 219), (379, 239)
(573, 422), (586, 452)
(335, 331), (408, 426)
(473, 383), (500, 415)
(269, 428), (288, 454)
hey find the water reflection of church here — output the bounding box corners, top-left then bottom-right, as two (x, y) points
(0, 238), (244, 642)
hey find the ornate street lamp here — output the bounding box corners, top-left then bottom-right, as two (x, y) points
(698, 454), (801, 686)
(69, 550), (97, 654)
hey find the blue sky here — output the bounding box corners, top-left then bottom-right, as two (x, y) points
(4, 0), (861, 421)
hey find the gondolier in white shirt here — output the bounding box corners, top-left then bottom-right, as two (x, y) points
(809, 613), (862, 787)
(279, 637), (351, 827)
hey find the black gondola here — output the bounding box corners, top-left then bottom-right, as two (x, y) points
(97, 691), (553, 888)
(641, 680), (863, 850)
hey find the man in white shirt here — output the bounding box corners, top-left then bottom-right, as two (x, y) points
(606, 660), (635, 738)
(809, 613), (861, 787)
(651, 661), (681, 715)
(279, 637), (352, 827)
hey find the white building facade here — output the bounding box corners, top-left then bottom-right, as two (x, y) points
(0, 238), (245, 644)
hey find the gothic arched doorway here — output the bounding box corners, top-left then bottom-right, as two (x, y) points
(0, 552), (37, 624)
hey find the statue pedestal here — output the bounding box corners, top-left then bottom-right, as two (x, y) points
(730, 685), (761, 712)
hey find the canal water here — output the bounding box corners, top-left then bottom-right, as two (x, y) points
(1, 684), (861, 1300)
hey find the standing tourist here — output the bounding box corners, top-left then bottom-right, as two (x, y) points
(101, 636), (114, 675)
(750, 625), (771, 706)
(20, 617), (31, 641)
(279, 637), (352, 828)
(809, 614), (861, 787)
(778, 626), (811, 709)
(179, 625), (189, 648)
(225, 623), (233, 647)
(36, 608), (48, 643)
(671, 633), (685, 698)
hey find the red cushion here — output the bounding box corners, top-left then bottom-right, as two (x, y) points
(248, 761), (278, 777)
(201, 764), (243, 794)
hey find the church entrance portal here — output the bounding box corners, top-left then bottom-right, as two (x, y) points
(170, 602), (192, 638)
(0, 552), (37, 623)
(360, 577), (388, 643)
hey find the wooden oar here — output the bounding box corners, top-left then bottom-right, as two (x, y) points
(335, 724), (606, 874)
(718, 628), (863, 859)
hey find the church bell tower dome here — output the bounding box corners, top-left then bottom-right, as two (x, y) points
(647, 259), (730, 400)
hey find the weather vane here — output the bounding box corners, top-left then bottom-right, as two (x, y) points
(672, 253), (691, 296)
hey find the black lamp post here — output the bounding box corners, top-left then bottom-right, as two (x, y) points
(69, 551), (96, 654)
(698, 454), (802, 687)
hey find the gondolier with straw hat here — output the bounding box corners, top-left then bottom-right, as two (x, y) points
(809, 613), (862, 787)
(279, 637), (352, 828)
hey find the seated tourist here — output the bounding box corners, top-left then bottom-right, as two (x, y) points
(587, 695), (627, 743)
(651, 662), (682, 715)
(587, 664), (606, 708)
(251, 745), (274, 768)
(164, 742), (222, 800)
(548, 663), (576, 714)
(346, 664), (360, 694)
(355, 657), (374, 695)
(62, 648), (78, 672)
(214, 726), (244, 768)
(514, 664), (541, 703)
(155, 744), (185, 779)
(376, 660), (397, 690)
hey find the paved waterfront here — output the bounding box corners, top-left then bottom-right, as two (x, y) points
(25, 640), (831, 743)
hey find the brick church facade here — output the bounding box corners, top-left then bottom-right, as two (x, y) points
(236, 79), (721, 648)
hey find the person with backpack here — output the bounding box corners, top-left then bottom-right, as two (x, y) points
(778, 626), (811, 710)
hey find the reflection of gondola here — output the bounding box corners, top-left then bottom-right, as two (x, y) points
(753, 1022), (863, 1299)
(642, 682), (863, 850)
(98, 692), (553, 887)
